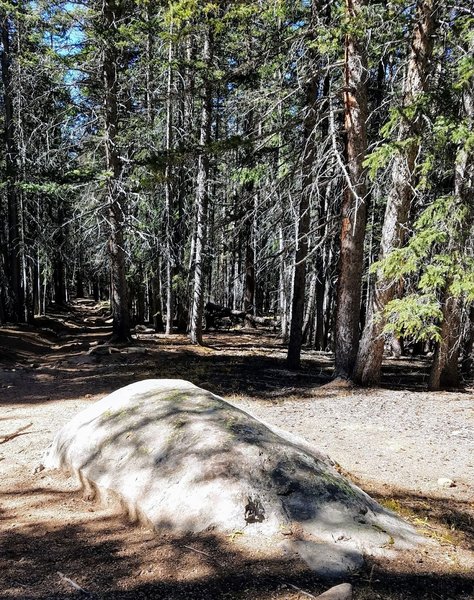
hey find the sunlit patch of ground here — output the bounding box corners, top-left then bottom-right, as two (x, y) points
(1, 301), (473, 599)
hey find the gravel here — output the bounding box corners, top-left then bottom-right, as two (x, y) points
(230, 387), (474, 501)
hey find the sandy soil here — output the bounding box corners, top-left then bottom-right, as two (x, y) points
(1, 301), (473, 599)
(231, 386), (474, 501)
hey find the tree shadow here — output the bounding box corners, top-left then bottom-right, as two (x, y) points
(0, 339), (329, 406)
(0, 482), (334, 600)
(1, 491), (473, 600)
(367, 487), (474, 552)
(2, 301), (468, 409)
(47, 384), (383, 529)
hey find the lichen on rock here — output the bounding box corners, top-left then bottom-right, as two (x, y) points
(44, 379), (426, 576)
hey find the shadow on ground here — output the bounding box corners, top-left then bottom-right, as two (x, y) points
(0, 302), (454, 408)
(1, 482), (473, 600)
(367, 487), (474, 552)
(1, 303), (474, 599)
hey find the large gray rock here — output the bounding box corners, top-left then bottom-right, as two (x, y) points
(44, 379), (424, 574)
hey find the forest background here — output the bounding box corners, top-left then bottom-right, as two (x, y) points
(1, 0), (473, 390)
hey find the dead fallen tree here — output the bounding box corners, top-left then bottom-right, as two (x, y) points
(205, 302), (279, 330)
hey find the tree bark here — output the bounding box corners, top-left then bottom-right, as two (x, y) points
(461, 306), (474, 377)
(286, 0), (318, 369)
(53, 199), (67, 306)
(429, 67), (473, 390)
(302, 271), (317, 345)
(241, 112), (257, 328)
(189, 24), (212, 345)
(151, 262), (164, 333)
(244, 235), (256, 326)
(1, 13), (23, 322)
(279, 224), (290, 342)
(429, 296), (462, 390)
(165, 15), (174, 335)
(333, 0), (369, 378)
(354, 0), (436, 385)
(173, 35), (194, 333)
(102, 0), (130, 342)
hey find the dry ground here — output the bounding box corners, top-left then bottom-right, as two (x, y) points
(1, 300), (473, 600)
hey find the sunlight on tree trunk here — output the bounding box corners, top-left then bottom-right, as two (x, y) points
(333, 0), (368, 379)
(354, 0), (437, 385)
(190, 23), (212, 345)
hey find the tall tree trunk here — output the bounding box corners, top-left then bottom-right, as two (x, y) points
(278, 224), (289, 341)
(136, 268), (146, 325)
(314, 130), (332, 351)
(53, 199), (67, 306)
(151, 263), (164, 333)
(286, 1), (318, 369)
(354, 0), (436, 385)
(244, 235), (256, 324)
(429, 69), (473, 390)
(242, 199), (256, 328)
(287, 114), (317, 369)
(15, 5), (33, 323)
(241, 112), (257, 328)
(189, 24), (212, 345)
(76, 249), (85, 298)
(429, 295), (462, 390)
(103, 0), (130, 342)
(1, 13), (23, 322)
(461, 306), (474, 377)
(333, 0), (369, 378)
(302, 271), (317, 344)
(173, 36), (193, 333)
(165, 15), (174, 335)
(314, 269), (325, 349)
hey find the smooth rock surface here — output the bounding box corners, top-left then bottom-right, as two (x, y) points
(44, 379), (424, 573)
(316, 583), (352, 599)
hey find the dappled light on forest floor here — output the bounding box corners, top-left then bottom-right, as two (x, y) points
(0, 302), (455, 411)
(1, 303), (474, 599)
(1, 473), (473, 600)
(368, 488), (474, 553)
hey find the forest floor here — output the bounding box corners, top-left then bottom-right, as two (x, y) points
(1, 300), (473, 600)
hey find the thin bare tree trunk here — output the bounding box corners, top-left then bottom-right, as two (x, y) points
(287, 115), (315, 366)
(354, 0), (436, 385)
(190, 24), (212, 345)
(278, 224), (289, 341)
(1, 13), (23, 321)
(333, 0), (369, 378)
(165, 16), (174, 335)
(53, 199), (67, 306)
(302, 271), (317, 344)
(103, 0), (130, 342)
(287, 0), (318, 369)
(240, 112), (257, 328)
(244, 236), (256, 325)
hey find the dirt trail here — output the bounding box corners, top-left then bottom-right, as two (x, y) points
(1, 301), (473, 599)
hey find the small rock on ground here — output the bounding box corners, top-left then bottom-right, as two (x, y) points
(316, 583), (352, 599)
(437, 477), (456, 488)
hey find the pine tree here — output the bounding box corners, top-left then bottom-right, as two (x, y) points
(333, 0), (369, 378)
(354, 0), (438, 385)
